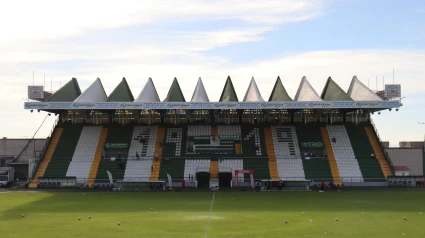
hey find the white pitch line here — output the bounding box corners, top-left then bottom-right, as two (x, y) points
(204, 192), (216, 238)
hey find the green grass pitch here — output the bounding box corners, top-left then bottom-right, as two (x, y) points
(1, 189), (425, 237)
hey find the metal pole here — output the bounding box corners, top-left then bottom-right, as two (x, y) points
(33, 70), (34, 86)
(376, 76), (378, 91)
(51, 77), (53, 93)
(393, 68), (395, 84)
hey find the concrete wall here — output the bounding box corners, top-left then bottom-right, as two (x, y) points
(386, 148), (423, 176)
(0, 138), (46, 163)
(399, 141), (424, 149)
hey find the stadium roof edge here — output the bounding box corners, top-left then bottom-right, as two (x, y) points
(163, 77), (186, 102)
(219, 76), (239, 102)
(135, 78), (161, 102)
(107, 77), (135, 102)
(74, 78), (107, 102)
(191, 77), (210, 102)
(46, 78), (81, 102)
(320, 77), (353, 101)
(269, 76), (292, 101)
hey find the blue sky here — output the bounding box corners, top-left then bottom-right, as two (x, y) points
(0, 0), (424, 146)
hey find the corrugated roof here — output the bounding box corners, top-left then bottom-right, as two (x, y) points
(219, 76), (239, 102)
(269, 76), (292, 101)
(107, 77), (134, 102)
(74, 78), (107, 102)
(191, 77), (210, 102)
(243, 77), (264, 102)
(135, 78), (161, 102)
(163, 77), (186, 102)
(294, 76), (322, 101)
(347, 76), (382, 101)
(47, 78), (81, 102)
(321, 77), (353, 101)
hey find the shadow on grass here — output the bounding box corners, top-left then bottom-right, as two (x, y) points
(2, 189), (425, 220)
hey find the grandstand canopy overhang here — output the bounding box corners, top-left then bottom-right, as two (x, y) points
(24, 76), (402, 111)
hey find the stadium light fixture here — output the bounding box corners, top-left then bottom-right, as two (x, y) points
(396, 108), (399, 111)
(30, 110), (33, 113)
(48, 113), (51, 116)
(378, 112), (381, 115)
(389, 109), (392, 111)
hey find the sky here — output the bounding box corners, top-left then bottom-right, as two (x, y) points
(0, 0), (424, 146)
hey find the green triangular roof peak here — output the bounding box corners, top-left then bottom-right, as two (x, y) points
(107, 77), (134, 102)
(219, 76), (239, 102)
(269, 76), (292, 101)
(47, 78), (81, 102)
(163, 77), (186, 102)
(320, 77), (353, 101)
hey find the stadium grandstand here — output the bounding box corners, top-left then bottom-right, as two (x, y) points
(22, 75), (404, 190)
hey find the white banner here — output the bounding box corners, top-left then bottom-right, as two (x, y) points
(385, 84), (401, 98)
(28, 86), (44, 99)
(167, 174), (172, 187)
(24, 100), (402, 110)
(106, 171), (113, 184)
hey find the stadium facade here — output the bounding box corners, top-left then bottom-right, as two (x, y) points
(20, 76), (411, 190)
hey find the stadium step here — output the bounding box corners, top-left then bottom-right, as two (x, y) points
(150, 127), (165, 181)
(210, 161), (219, 179)
(211, 127), (218, 137)
(29, 128), (63, 188)
(86, 128), (108, 187)
(264, 127), (279, 180)
(320, 127), (342, 185)
(365, 126), (393, 178)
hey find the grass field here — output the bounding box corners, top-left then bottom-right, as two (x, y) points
(1, 189), (425, 238)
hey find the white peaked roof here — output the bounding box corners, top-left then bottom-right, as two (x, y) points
(294, 76), (322, 101)
(74, 78), (106, 102)
(243, 77), (264, 102)
(191, 77), (210, 102)
(347, 76), (382, 101)
(135, 78), (161, 102)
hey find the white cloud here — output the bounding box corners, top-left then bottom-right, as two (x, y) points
(0, 0), (322, 42)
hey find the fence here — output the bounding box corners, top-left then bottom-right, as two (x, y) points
(31, 176), (389, 188)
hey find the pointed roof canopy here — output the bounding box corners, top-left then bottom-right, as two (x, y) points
(135, 78), (161, 102)
(347, 76), (382, 101)
(107, 77), (134, 102)
(191, 77), (210, 102)
(321, 77), (353, 101)
(268, 76), (292, 101)
(294, 76), (322, 101)
(219, 76), (239, 102)
(74, 78), (107, 102)
(47, 78), (81, 102)
(243, 77), (264, 102)
(163, 77), (186, 102)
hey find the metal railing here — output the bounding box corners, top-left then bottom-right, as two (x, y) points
(30, 116), (60, 179)
(30, 177), (389, 189)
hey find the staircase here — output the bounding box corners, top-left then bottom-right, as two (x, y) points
(365, 126), (393, 178)
(86, 128), (108, 187)
(29, 128), (63, 188)
(321, 128), (342, 185)
(264, 127), (279, 180)
(210, 161), (219, 179)
(150, 127), (165, 181)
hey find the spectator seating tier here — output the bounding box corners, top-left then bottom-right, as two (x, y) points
(43, 124), (83, 178)
(345, 123), (385, 181)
